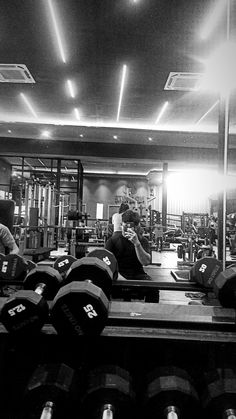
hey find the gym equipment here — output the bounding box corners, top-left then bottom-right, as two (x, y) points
(23, 363), (77, 418)
(1, 266), (62, 333)
(53, 254), (77, 278)
(190, 257), (223, 289)
(64, 256), (113, 298)
(143, 366), (200, 419)
(213, 266), (236, 308)
(50, 256), (113, 335)
(0, 253), (29, 281)
(87, 248), (118, 280)
(81, 365), (136, 419)
(26, 260), (37, 272)
(202, 368), (236, 419)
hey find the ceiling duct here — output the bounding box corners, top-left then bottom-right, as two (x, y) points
(164, 72), (204, 91)
(0, 64), (35, 83)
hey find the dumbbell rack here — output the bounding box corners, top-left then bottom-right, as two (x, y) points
(0, 297), (236, 417)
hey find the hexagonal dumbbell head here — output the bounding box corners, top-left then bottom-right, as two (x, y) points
(53, 255), (77, 279)
(81, 365), (136, 419)
(143, 366), (200, 419)
(87, 248), (118, 280)
(190, 257), (223, 289)
(202, 368), (236, 419)
(213, 266), (236, 308)
(0, 266), (62, 334)
(50, 281), (109, 336)
(23, 363), (77, 418)
(64, 256), (113, 298)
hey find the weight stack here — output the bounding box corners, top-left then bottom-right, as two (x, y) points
(0, 199), (15, 232)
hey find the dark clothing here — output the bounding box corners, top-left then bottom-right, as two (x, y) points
(105, 233), (151, 280)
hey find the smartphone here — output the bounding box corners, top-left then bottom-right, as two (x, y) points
(123, 222), (135, 232)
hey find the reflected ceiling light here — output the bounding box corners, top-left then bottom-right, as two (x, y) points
(41, 130), (51, 138)
(113, 135), (118, 139)
(47, 0), (66, 63)
(38, 159), (46, 167)
(7, 129), (12, 133)
(74, 107), (80, 120)
(79, 134), (83, 137)
(67, 80), (75, 98)
(167, 170), (236, 200)
(155, 101), (168, 124)
(117, 64), (127, 122)
(201, 41), (236, 95)
(200, 0), (227, 40)
(148, 137), (153, 141)
(195, 100), (219, 125)
(20, 93), (37, 118)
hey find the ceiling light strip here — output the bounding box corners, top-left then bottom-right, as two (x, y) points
(74, 108), (80, 120)
(116, 64), (127, 122)
(47, 0), (66, 63)
(20, 93), (37, 118)
(195, 100), (219, 125)
(155, 101), (168, 124)
(67, 80), (75, 98)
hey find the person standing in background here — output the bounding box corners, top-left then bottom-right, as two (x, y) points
(112, 202), (129, 235)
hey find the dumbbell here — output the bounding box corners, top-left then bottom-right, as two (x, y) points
(190, 257), (223, 289)
(1, 266), (62, 333)
(87, 248), (118, 280)
(213, 266), (236, 308)
(0, 253), (31, 281)
(23, 363), (77, 418)
(81, 365), (136, 419)
(143, 366), (201, 419)
(202, 368), (236, 418)
(50, 256), (113, 335)
(53, 254), (77, 279)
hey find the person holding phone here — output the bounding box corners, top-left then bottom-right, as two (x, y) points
(105, 209), (152, 280)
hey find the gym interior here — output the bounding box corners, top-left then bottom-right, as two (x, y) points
(0, 0), (236, 417)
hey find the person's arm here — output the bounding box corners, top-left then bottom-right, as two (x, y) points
(1, 225), (19, 255)
(124, 228), (151, 265)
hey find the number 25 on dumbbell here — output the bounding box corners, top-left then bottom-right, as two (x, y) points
(83, 303), (98, 318)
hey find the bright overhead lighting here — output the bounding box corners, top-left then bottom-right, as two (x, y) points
(148, 137), (153, 141)
(67, 80), (75, 98)
(74, 107), (80, 120)
(167, 170), (236, 200)
(117, 64), (127, 122)
(47, 0), (66, 63)
(200, 0), (227, 40)
(79, 134), (83, 138)
(20, 93), (37, 118)
(113, 135), (118, 139)
(7, 129), (12, 133)
(201, 41), (236, 95)
(41, 130), (51, 138)
(195, 100), (219, 125)
(155, 101), (168, 124)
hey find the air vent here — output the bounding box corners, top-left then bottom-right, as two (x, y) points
(164, 72), (204, 91)
(0, 64), (35, 83)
